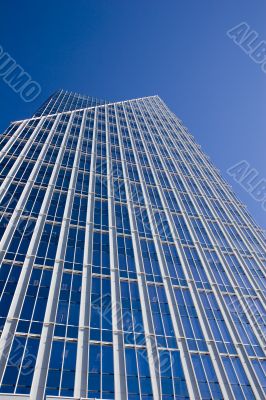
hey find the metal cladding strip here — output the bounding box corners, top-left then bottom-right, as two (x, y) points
(0, 120), (29, 162)
(126, 100), (227, 399)
(158, 97), (266, 278)
(0, 395), (30, 400)
(0, 117), (45, 203)
(130, 99), (238, 399)
(73, 108), (97, 398)
(30, 110), (86, 400)
(144, 97), (266, 399)
(0, 395), (112, 400)
(0, 113), (63, 382)
(151, 98), (266, 345)
(0, 115), (61, 263)
(114, 103), (162, 400)
(47, 397), (81, 400)
(105, 105), (127, 399)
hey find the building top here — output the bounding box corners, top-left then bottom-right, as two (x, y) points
(34, 89), (108, 117)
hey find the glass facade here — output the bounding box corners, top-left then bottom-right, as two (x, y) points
(34, 90), (107, 117)
(0, 91), (265, 400)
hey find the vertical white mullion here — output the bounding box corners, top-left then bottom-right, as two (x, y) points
(73, 108), (97, 398)
(30, 110), (86, 399)
(105, 106), (127, 399)
(126, 101), (222, 399)
(0, 116), (60, 261)
(114, 104), (162, 400)
(57, 90), (66, 115)
(145, 97), (265, 399)
(0, 113), (63, 382)
(0, 117), (45, 203)
(0, 119), (29, 162)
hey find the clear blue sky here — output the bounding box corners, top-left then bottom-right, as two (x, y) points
(1, 0), (266, 229)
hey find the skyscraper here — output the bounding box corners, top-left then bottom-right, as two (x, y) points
(0, 91), (265, 400)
